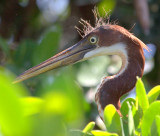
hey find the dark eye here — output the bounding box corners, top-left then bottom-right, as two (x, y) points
(90, 36), (97, 44)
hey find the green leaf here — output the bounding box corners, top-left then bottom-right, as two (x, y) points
(136, 77), (149, 113)
(127, 102), (135, 136)
(121, 98), (136, 136)
(33, 114), (66, 136)
(0, 67), (30, 135)
(120, 118), (125, 136)
(148, 85), (160, 104)
(121, 98), (136, 119)
(98, 0), (116, 16)
(69, 130), (93, 136)
(20, 97), (44, 116)
(141, 101), (160, 136)
(83, 122), (95, 133)
(133, 107), (142, 131)
(150, 119), (158, 136)
(38, 68), (84, 122)
(33, 25), (61, 65)
(104, 104), (121, 135)
(91, 130), (118, 136)
(155, 115), (160, 136)
(43, 92), (71, 115)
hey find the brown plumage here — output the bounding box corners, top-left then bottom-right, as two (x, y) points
(78, 24), (147, 118)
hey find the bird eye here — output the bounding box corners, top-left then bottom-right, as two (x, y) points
(90, 36), (97, 44)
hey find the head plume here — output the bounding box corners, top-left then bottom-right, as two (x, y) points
(75, 7), (111, 37)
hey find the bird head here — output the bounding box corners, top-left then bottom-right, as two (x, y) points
(13, 18), (147, 83)
(13, 26), (114, 83)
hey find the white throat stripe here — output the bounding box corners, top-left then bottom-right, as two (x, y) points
(84, 43), (128, 59)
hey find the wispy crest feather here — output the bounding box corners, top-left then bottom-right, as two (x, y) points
(75, 7), (110, 37)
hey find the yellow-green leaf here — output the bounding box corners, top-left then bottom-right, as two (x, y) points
(83, 122), (95, 133)
(136, 77), (149, 113)
(20, 97), (44, 116)
(104, 104), (121, 135)
(0, 67), (30, 135)
(91, 130), (118, 136)
(148, 85), (160, 104)
(155, 115), (160, 136)
(98, 0), (116, 16)
(141, 101), (160, 136)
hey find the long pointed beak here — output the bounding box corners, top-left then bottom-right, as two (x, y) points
(13, 40), (96, 83)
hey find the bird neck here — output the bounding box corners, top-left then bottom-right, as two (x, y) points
(95, 42), (145, 118)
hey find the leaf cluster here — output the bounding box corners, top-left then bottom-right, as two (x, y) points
(74, 77), (160, 136)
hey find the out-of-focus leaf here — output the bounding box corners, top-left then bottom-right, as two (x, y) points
(13, 39), (38, 68)
(136, 77), (149, 113)
(30, 92), (67, 136)
(0, 67), (28, 96)
(43, 92), (71, 115)
(0, 37), (9, 56)
(141, 101), (160, 136)
(150, 119), (158, 136)
(33, 25), (61, 65)
(39, 68), (84, 124)
(104, 104), (121, 135)
(155, 115), (160, 136)
(127, 102), (135, 136)
(98, 0), (116, 16)
(83, 122), (95, 133)
(91, 130), (118, 136)
(147, 85), (160, 104)
(69, 130), (93, 136)
(0, 67), (30, 135)
(20, 97), (44, 116)
(33, 114), (66, 136)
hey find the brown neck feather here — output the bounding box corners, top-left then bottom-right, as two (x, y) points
(96, 39), (145, 114)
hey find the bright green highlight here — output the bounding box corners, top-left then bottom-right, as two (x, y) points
(136, 77), (149, 113)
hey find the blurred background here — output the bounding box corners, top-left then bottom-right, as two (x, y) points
(0, 0), (160, 135)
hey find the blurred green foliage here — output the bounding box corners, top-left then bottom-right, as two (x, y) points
(0, 23), (87, 135)
(0, 66), (160, 136)
(98, 0), (116, 16)
(33, 25), (61, 65)
(104, 105), (122, 134)
(0, 66), (84, 136)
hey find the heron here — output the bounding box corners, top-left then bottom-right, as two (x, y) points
(13, 10), (148, 119)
